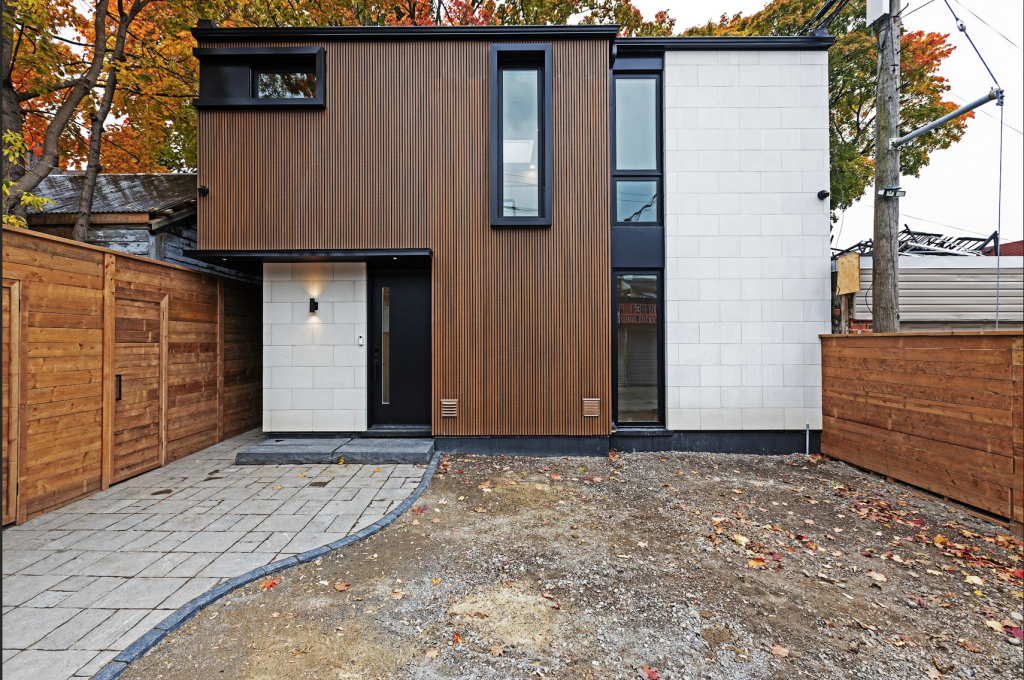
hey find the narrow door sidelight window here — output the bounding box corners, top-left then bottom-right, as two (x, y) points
(381, 287), (390, 405)
(490, 44), (552, 227)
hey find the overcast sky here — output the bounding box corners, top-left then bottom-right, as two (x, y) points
(632, 0), (1024, 250)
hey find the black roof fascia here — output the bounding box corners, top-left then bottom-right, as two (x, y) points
(185, 248), (433, 270)
(191, 24), (619, 42)
(616, 35), (835, 52)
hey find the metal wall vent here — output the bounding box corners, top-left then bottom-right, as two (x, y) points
(441, 399), (458, 418)
(582, 398), (600, 417)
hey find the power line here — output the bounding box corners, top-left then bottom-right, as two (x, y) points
(902, 0), (937, 19)
(951, 0), (1022, 52)
(901, 211), (991, 237)
(942, 0), (1000, 88)
(861, 201), (994, 238)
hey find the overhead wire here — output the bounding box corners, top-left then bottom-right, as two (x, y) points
(942, 0), (1000, 87)
(901, 0), (937, 19)
(951, 0), (1022, 52)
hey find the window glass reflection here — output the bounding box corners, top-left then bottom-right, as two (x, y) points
(502, 68), (540, 217)
(616, 180), (658, 223)
(257, 71), (317, 99)
(615, 78), (657, 170)
(616, 274), (659, 423)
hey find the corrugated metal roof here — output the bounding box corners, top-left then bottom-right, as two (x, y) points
(30, 173), (197, 214)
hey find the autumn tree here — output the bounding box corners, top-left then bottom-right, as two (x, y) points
(98, 0), (674, 177)
(686, 0), (968, 218)
(4, 0), (675, 232)
(2, 0), (108, 199)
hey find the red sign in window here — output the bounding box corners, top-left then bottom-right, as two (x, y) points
(617, 302), (657, 324)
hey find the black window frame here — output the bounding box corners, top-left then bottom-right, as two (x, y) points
(194, 46), (326, 109)
(610, 71), (663, 227)
(611, 269), (665, 427)
(490, 44), (553, 228)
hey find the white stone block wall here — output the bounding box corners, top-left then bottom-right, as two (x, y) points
(262, 262), (367, 432)
(663, 49), (831, 431)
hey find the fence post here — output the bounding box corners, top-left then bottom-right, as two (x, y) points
(101, 253), (116, 490)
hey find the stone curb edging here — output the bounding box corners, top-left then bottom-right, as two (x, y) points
(90, 452), (442, 680)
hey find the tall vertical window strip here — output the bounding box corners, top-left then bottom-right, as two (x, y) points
(615, 78), (658, 171)
(501, 68), (540, 217)
(615, 274), (661, 423)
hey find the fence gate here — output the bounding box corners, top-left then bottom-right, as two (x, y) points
(2, 279), (21, 525)
(111, 295), (167, 484)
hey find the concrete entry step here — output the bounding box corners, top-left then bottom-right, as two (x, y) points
(337, 438), (434, 465)
(234, 438), (350, 465)
(234, 437), (434, 465)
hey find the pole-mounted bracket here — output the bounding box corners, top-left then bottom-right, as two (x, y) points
(891, 88), (1002, 149)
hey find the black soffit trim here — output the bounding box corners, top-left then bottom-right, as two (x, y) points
(190, 25), (832, 51)
(616, 35), (835, 52)
(184, 249), (433, 263)
(192, 24), (621, 41)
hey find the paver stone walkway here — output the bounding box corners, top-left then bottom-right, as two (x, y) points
(1, 429), (426, 680)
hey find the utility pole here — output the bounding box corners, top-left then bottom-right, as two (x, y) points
(871, 0), (902, 333)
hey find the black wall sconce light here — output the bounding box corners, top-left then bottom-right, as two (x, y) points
(817, 189), (830, 200)
(198, 185), (210, 197)
(309, 298), (319, 313)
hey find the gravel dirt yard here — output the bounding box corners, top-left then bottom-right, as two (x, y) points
(124, 451), (1024, 680)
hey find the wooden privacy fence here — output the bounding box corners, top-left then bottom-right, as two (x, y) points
(820, 331), (1023, 536)
(2, 226), (261, 524)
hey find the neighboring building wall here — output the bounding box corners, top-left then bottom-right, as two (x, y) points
(663, 49), (831, 431)
(29, 218), (257, 283)
(262, 263), (367, 432)
(853, 256), (1024, 330)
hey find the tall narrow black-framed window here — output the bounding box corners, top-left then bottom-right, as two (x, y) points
(612, 271), (664, 425)
(490, 44), (553, 227)
(611, 72), (662, 226)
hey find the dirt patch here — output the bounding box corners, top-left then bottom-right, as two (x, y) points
(124, 452), (1024, 680)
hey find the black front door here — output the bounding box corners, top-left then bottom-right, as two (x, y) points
(369, 272), (431, 426)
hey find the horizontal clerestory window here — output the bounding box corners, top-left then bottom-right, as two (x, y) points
(194, 46), (326, 109)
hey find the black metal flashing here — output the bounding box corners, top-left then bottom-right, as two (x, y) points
(192, 24), (620, 42)
(435, 436), (610, 457)
(616, 35), (835, 52)
(184, 249), (432, 274)
(611, 429), (822, 455)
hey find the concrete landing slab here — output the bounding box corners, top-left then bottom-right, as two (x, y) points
(234, 438), (350, 465)
(337, 438), (435, 464)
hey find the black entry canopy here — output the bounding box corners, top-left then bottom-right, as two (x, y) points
(184, 248), (433, 275)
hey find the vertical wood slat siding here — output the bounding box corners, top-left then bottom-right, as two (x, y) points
(1, 226), (262, 521)
(198, 39), (611, 436)
(820, 332), (1023, 535)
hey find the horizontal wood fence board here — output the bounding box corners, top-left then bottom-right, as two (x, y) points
(820, 332), (1023, 534)
(823, 391), (1013, 455)
(2, 226), (260, 522)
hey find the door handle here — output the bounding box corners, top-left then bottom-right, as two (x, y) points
(115, 374), (122, 401)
